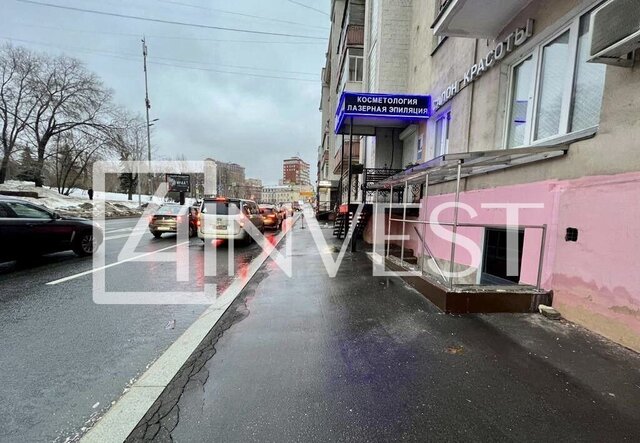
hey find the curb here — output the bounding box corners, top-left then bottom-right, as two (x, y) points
(80, 215), (300, 442)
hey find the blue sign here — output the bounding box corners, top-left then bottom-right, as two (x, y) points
(335, 92), (431, 134)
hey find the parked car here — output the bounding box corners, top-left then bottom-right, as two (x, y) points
(148, 204), (196, 238)
(197, 197), (264, 244)
(259, 204), (283, 230)
(0, 196), (103, 261)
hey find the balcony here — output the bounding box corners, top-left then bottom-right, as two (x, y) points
(363, 168), (404, 191)
(433, 0), (533, 39)
(337, 47), (364, 95)
(339, 24), (365, 55)
(333, 140), (360, 175)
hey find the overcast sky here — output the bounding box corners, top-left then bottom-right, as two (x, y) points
(1, 0), (330, 184)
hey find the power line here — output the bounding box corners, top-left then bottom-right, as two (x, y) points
(14, 0), (328, 40)
(155, 0), (329, 31)
(150, 54), (318, 76)
(150, 60), (318, 82)
(4, 24), (323, 74)
(11, 21), (326, 45)
(286, 0), (330, 17)
(0, 36), (320, 82)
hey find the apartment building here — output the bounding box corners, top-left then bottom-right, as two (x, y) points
(204, 158), (246, 198)
(282, 157), (310, 186)
(321, 0), (640, 352)
(317, 0), (366, 212)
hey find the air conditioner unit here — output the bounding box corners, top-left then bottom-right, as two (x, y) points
(589, 0), (640, 66)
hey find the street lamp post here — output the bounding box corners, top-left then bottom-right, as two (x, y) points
(141, 38), (159, 200)
(134, 119), (158, 203)
(135, 132), (141, 206)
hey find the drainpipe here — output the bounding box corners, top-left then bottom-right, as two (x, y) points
(463, 38), (478, 192)
(339, 133), (345, 208)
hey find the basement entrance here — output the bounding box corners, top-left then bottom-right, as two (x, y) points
(481, 228), (525, 285)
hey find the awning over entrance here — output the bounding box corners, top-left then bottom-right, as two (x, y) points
(379, 145), (569, 187)
(335, 92), (431, 135)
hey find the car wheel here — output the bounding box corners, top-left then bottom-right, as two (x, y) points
(73, 231), (96, 257)
(152, 231), (162, 238)
(189, 225), (196, 238)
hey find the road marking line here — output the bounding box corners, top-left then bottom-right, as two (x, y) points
(46, 241), (190, 285)
(105, 231), (148, 241)
(105, 227), (134, 234)
(105, 233), (135, 241)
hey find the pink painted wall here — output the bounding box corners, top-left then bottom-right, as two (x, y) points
(386, 180), (560, 287)
(551, 172), (640, 351)
(378, 171), (640, 351)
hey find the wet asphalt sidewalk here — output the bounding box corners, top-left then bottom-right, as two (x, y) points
(127, 222), (640, 442)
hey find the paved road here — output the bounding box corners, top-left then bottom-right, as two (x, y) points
(129, 225), (640, 442)
(0, 217), (274, 442)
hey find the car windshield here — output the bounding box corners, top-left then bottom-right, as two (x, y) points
(202, 201), (240, 215)
(156, 206), (182, 215)
(260, 208), (274, 214)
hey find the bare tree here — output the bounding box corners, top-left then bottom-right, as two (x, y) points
(0, 44), (40, 184)
(28, 54), (112, 186)
(103, 111), (147, 200)
(51, 128), (111, 195)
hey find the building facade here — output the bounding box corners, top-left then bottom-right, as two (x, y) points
(204, 158), (246, 198)
(282, 157), (310, 186)
(244, 178), (263, 202)
(321, 0), (640, 352)
(317, 0), (366, 212)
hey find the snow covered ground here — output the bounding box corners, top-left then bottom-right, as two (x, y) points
(0, 181), (149, 218)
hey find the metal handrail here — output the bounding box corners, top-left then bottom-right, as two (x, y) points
(388, 218), (548, 230)
(413, 226), (448, 283)
(384, 214), (548, 290)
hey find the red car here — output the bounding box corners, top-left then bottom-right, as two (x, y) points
(259, 204), (283, 230)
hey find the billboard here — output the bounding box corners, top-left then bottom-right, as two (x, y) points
(166, 174), (191, 193)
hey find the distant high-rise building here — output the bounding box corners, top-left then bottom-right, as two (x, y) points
(282, 157), (310, 186)
(204, 158), (246, 197)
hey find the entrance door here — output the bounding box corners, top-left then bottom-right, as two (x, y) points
(481, 228), (525, 284)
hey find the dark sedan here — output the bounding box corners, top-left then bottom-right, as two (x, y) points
(0, 197), (103, 262)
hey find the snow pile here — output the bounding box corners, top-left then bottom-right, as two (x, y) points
(0, 181), (144, 218)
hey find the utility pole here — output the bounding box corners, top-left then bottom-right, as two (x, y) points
(135, 132), (141, 206)
(142, 37), (153, 200)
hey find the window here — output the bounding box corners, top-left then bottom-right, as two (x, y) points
(348, 48), (364, 82)
(417, 136), (423, 162)
(507, 56), (534, 148)
(434, 112), (450, 158)
(0, 202), (13, 217)
(5, 202), (52, 219)
(202, 201), (240, 215)
(570, 14), (606, 132)
(338, 48), (364, 93)
(505, 10), (606, 148)
(534, 31), (571, 140)
(156, 205), (183, 215)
